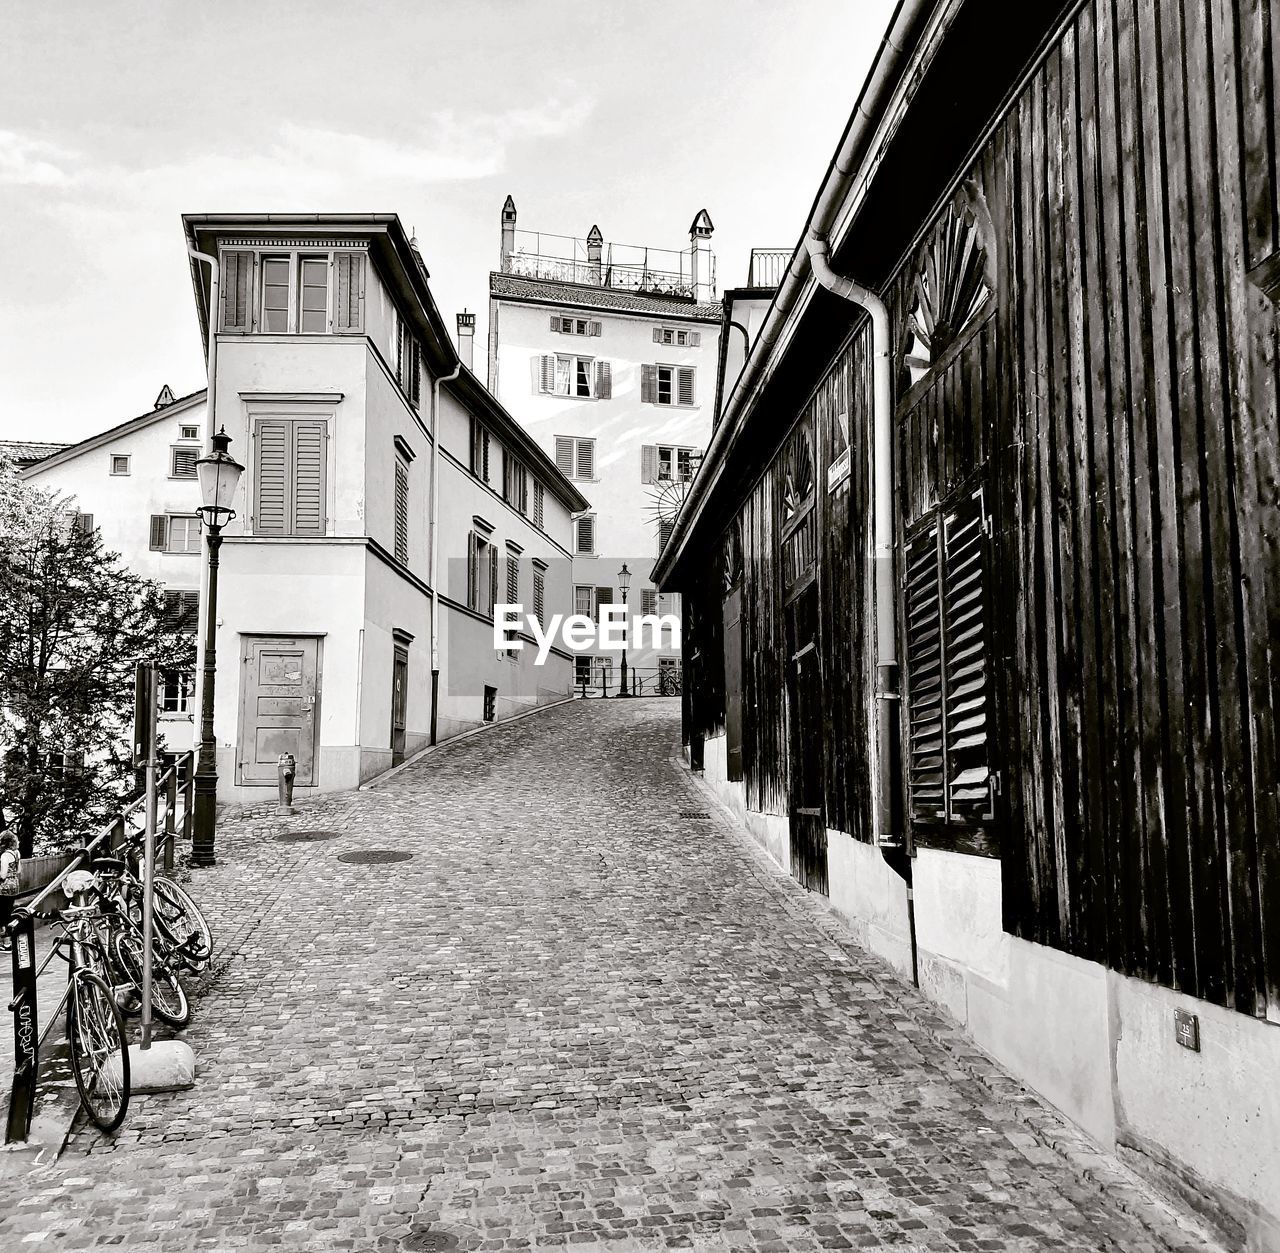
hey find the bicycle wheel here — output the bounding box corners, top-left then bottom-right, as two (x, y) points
(67, 968), (130, 1133)
(109, 929), (190, 1029)
(153, 877), (212, 967)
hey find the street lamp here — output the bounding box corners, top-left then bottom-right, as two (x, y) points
(617, 562), (631, 698)
(192, 427), (243, 867)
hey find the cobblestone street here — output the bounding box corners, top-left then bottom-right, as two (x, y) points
(0, 702), (1216, 1251)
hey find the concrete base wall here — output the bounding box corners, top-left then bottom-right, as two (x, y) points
(694, 731), (1280, 1251)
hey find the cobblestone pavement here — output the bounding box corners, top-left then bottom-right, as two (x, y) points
(0, 702), (1218, 1252)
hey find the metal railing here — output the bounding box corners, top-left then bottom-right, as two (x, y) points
(576, 664), (682, 699)
(2, 752), (195, 1143)
(503, 229), (714, 299)
(747, 248), (791, 288)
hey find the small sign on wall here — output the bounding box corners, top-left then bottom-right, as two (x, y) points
(1174, 1008), (1200, 1052)
(827, 447), (851, 492)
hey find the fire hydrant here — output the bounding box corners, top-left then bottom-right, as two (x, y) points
(277, 752), (296, 813)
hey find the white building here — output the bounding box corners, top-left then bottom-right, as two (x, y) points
(487, 198), (722, 694)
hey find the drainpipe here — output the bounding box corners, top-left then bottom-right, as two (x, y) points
(806, 232), (917, 987)
(428, 360), (463, 745)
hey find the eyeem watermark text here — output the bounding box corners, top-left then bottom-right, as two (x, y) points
(494, 604), (680, 664)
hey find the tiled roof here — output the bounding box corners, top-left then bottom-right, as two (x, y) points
(0, 440), (72, 468)
(489, 272), (722, 322)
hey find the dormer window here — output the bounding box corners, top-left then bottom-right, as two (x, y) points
(221, 249), (365, 335)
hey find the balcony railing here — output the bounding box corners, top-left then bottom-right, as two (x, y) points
(747, 248), (791, 289)
(503, 230), (714, 300)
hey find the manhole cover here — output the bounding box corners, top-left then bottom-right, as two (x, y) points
(274, 830), (341, 843)
(678, 810), (712, 820)
(401, 1229), (458, 1252)
(337, 849), (414, 865)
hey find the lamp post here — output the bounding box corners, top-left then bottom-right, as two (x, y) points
(617, 562), (631, 698)
(192, 427), (243, 867)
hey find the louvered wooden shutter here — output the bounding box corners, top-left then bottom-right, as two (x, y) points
(533, 569), (545, 625)
(489, 546), (498, 617)
(555, 437), (574, 477)
(467, 532), (478, 608)
(595, 586), (613, 617)
(77, 513), (94, 536)
(334, 252), (365, 332)
(576, 515), (594, 554)
(149, 515), (168, 550)
(640, 445), (657, 484)
(904, 518), (945, 821)
(550, 315), (560, 333)
(254, 420), (289, 535)
(502, 448), (512, 502)
(221, 251), (253, 332)
(652, 327), (663, 344)
(506, 554), (519, 603)
(163, 590), (181, 625)
(182, 591), (199, 632)
(469, 417), (481, 476)
(576, 439), (594, 480)
(689, 331), (701, 347)
(589, 321), (602, 336)
(641, 364), (657, 404)
(942, 490), (991, 820)
(394, 460), (409, 564)
(292, 421), (327, 535)
(595, 361), (611, 399)
(658, 518), (674, 552)
(640, 588), (657, 616)
(677, 367), (695, 406)
(533, 482), (544, 529)
(538, 354), (556, 393)
(172, 447), (198, 478)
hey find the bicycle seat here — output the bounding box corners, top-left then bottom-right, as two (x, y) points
(90, 858), (128, 874)
(63, 869), (99, 897)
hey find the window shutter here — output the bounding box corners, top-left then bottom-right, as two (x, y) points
(942, 490), (991, 821)
(482, 430), (490, 482)
(652, 327), (663, 344)
(689, 331), (701, 348)
(394, 460), (409, 564)
(576, 515), (594, 554)
(533, 569), (545, 625)
(149, 514), (169, 550)
(291, 421), (327, 535)
(334, 252), (365, 333)
(595, 360), (611, 399)
(905, 519), (945, 822)
(172, 447), (198, 478)
(467, 531), (478, 609)
(590, 321), (602, 336)
(555, 437), (574, 478)
(576, 439), (594, 480)
(641, 364), (657, 404)
(550, 315), (560, 333)
(221, 251), (253, 332)
(677, 367), (695, 406)
(254, 420), (289, 535)
(489, 546), (499, 617)
(658, 517), (674, 552)
(502, 447), (512, 502)
(640, 445), (657, 484)
(506, 553), (519, 604)
(640, 588), (657, 616)
(595, 586), (613, 618)
(533, 482), (544, 529)
(538, 354), (556, 393)
(77, 513), (94, 536)
(182, 591), (199, 632)
(163, 590), (181, 627)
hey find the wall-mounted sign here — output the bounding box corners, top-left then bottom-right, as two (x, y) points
(1173, 1008), (1200, 1052)
(827, 447), (851, 492)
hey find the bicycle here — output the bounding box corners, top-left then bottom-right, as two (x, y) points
(42, 869), (131, 1132)
(97, 850), (213, 970)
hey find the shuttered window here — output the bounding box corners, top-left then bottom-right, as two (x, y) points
(503, 452), (529, 513)
(394, 459), (409, 564)
(397, 317), (421, 406)
(252, 418), (328, 536)
(904, 487), (993, 826)
(643, 365), (696, 406)
(470, 417), (490, 481)
(221, 251), (253, 332)
(642, 444), (698, 483)
(575, 514), (595, 555)
(537, 354), (596, 397)
(149, 515), (169, 551)
(653, 327), (702, 347)
(555, 436), (595, 481)
(467, 531), (498, 616)
(640, 588), (658, 616)
(162, 590), (200, 633)
(333, 252), (365, 332)
(171, 446), (198, 478)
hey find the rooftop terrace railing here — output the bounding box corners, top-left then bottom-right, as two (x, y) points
(747, 248), (791, 289)
(503, 230), (715, 300)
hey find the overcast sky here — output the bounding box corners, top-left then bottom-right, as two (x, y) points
(0, 0), (895, 443)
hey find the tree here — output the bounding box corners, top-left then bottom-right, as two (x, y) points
(0, 457), (197, 856)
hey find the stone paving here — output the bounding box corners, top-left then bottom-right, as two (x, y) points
(0, 701), (1219, 1251)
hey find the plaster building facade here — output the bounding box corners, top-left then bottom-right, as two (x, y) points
(487, 198), (722, 694)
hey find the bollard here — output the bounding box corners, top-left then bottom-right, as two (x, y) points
(277, 752), (296, 814)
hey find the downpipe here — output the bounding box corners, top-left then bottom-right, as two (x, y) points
(428, 360), (463, 746)
(806, 232), (917, 987)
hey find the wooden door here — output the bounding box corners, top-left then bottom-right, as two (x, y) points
(722, 585), (744, 781)
(390, 644), (408, 767)
(786, 582), (828, 894)
(238, 637), (320, 786)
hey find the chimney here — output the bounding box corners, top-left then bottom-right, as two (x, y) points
(500, 195), (517, 268)
(457, 310), (476, 372)
(586, 224), (603, 284)
(689, 209), (715, 301)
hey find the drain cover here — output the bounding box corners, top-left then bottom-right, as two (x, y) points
(678, 810), (712, 820)
(401, 1229), (457, 1252)
(337, 849), (414, 865)
(274, 830), (341, 843)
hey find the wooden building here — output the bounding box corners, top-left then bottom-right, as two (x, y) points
(655, 2), (1280, 1246)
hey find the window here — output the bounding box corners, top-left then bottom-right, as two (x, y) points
(532, 566), (546, 627)
(574, 585), (594, 617)
(162, 590), (200, 633)
(396, 315), (421, 407)
(537, 355), (611, 399)
(394, 458), (409, 564)
(167, 514), (202, 554)
(179, 425), (200, 440)
(467, 530), (499, 617)
(503, 452), (529, 514)
(555, 436), (595, 481)
(641, 365), (695, 406)
(533, 481), (545, 530)
(551, 315), (601, 336)
(171, 446), (198, 479)
(652, 327), (701, 348)
(640, 588), (658, 617)
(110, 454), (130, 476)
(160, 670), (193, 715)
(253, 418), (327, 536)
(221, 249), (365, 334)
(641, 444), (700, 483)
(470, 417), (491, 482)
(575, 655), (593, 687)
(575, 514), (596, 555)
(49, 751), (86, 781)
(483, 685), (497, 722)
(904, 487), (993, 827)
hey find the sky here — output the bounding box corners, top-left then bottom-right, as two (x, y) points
(0, 0), (896, 444)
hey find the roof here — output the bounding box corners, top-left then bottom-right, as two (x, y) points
(0, 440), (72, 469)
(489, 272), (722, 323)
(18, 389), (207, 479)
